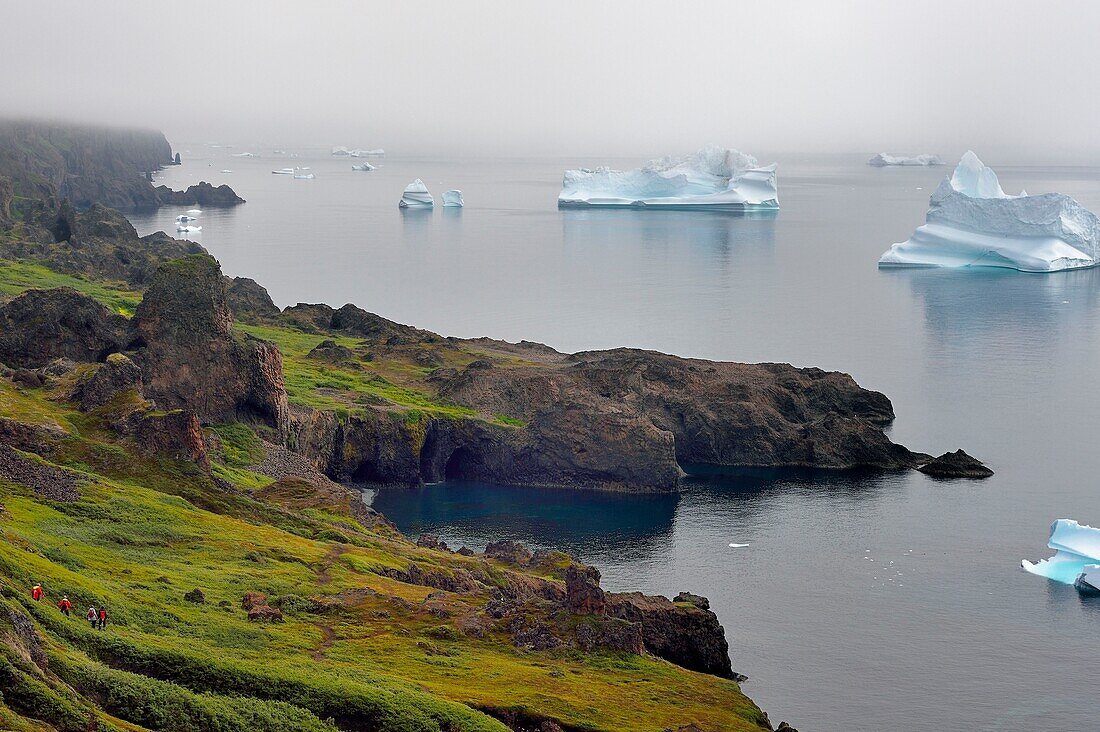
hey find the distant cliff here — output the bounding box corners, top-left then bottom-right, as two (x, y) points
(0, 119), (242, 213)
(0, 119), (172, 210)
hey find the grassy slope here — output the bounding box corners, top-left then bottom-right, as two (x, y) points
(0, 265), (768, 732)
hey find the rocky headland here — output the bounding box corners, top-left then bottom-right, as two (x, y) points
(0, 121), (984, 732)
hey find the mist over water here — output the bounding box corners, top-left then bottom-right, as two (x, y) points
(130, 150), (1100, 730)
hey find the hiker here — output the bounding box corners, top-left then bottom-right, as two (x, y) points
(31, 584), (43, 602)
(57, 596), (72, 616)
(97, 606), (107, 630)
(86, 606), (98, 628)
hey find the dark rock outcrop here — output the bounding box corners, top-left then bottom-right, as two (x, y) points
(1, 204), (204, 286)
(917, 449), (993, 479)
(564, 565), (606, 615)
(306, 339), (357, 365)
(130, 255), (289, 435)
(0, 288), (127, 368)
(226, 276), (279, 321)
(76, 353), (143, 411)
(484, 540), (534, 566)
(608, 591), (734, 679)
(132, 410), (209, 467)
(154, 181), (245, 207)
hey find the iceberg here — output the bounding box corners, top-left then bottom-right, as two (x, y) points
(331, 146), (350, 156)
(442, 189), (464, 207)
(1022, 519), (1100, 592)
(868, 153), (944, 167)
(879, 151), (1100, 272)
(399, 179), (433, 208)
(350, 148), (385, 157)
(176, 224), (202, 233)
(186, 209), (202, 216)
(558, 146), (779, 211)
(175, 214), (196, 223)
(272, 168), (295, 175)
(351, 163), (375, 171)
(231, 152), (257, 158)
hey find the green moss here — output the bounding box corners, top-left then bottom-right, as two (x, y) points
(0, 260), (140, 315)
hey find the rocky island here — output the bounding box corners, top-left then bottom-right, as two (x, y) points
(0, 121), (986, 732)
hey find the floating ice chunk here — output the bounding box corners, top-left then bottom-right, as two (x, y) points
(879, 152), (1100, 272)
(399, 179), (433, 208)
(293, 167), (315, 179)
(331, 146), (350, 156)
(558, 146), (779, 211)
(868, 153), (944, 167)
(442, 189), (464, 207)
(1076, 565), (1100, 594)
(350, 148), (385, 157)
(176, 225), (202, 233)
(220, 169), (233, 173)
(186, 209), (202, 216)
(1022, 519), (1100, 589)
(728, 543), (749, 548)
(351, 163), (375, 171)
(231, 152), (257, 158)
(175, 215), (196, 223)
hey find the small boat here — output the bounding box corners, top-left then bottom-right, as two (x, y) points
(272, 168), (295, 175)
(352, 163), (375, 171)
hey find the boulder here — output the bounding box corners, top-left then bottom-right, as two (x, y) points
(484, 540), (533, 566)
(306, 339), (357, 365)
(564, 564), (607, 615)
(0, 288), (127, 368)
(132, 410), (209, 468)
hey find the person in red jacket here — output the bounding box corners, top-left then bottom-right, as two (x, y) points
(97, 606), (107, 630)
(57, 596), (72, 616)
(31, 584), (43, 602)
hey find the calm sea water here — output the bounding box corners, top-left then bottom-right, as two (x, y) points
(130, 149), (1100, 731)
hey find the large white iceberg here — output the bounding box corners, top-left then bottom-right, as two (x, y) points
(1022, 519), (1100, 592)
(442, 189), (464, 207)
(879, 151), (1100, 272)
(399, 179), (433, 208)
(868, 153), (944, 167)
(558, 146), (778, 211)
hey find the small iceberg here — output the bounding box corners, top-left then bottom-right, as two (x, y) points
(868, 153), (944, 167)
(442, 189), (464, 207)
(186, 209), (202, 216)
(176, 224), (202, 233)
(351, 163), (376, 171)
(399, 179), (433, 208)
(293, 168), (315, 179)
(558, 146), (778, 211)
(351, 148), (384, 157)
(272, 168), (295, 175)
(231, 152), (258, 158)
(728, 543), (749, 548)
(175, 214), (196, 223)
(1022, 519), (1100, 593)
(879, 151), (1100, 272)
(220, 169), (233, 174)
(331, 146), (350, 156)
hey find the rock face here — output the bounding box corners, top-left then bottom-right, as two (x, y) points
(0, 288), (127, 368)
(76, 353), (143, 411)
(0, 120), (172, 211)
(917, 449), (993, 478)
(154, 181), (245, 207)
(132, 411), (209, 467)
(608, 592), (734, 679)
(130, 255), (288, 435)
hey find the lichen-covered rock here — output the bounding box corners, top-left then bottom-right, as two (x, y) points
(77, 353), (143, 411)
(0, 288), (127, 368)
(131, 254), (289, 436)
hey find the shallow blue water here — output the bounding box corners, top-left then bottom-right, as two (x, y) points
(130, 149), (1100, 731)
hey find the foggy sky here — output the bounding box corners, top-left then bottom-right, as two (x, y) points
(4, 1), (1100, 158)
